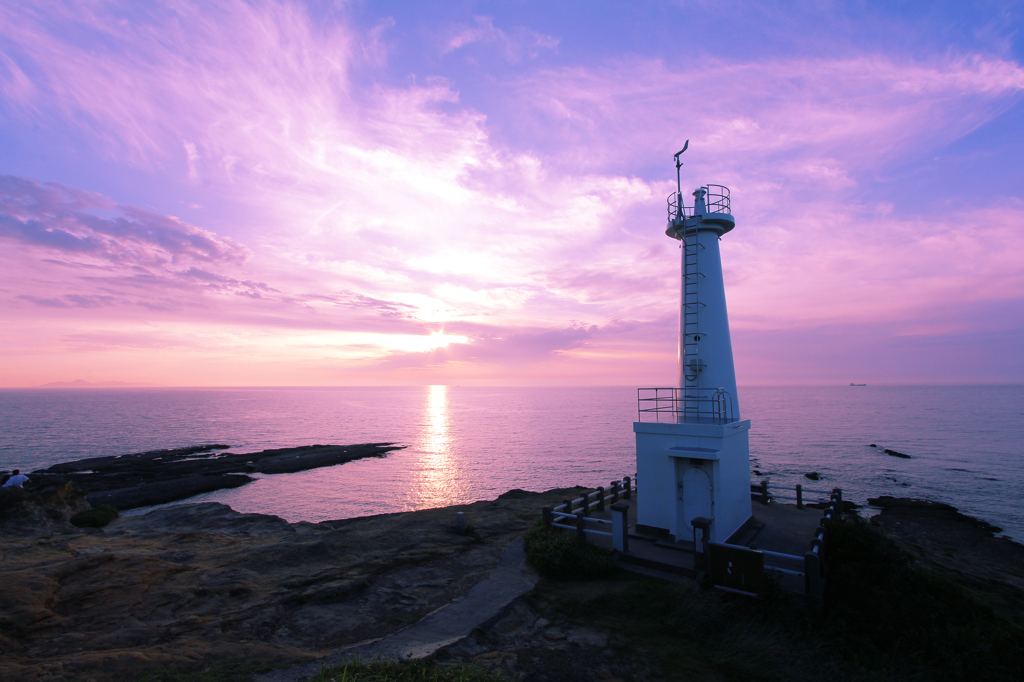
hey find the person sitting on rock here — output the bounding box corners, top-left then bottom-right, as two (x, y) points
(2, 469), (29, 488)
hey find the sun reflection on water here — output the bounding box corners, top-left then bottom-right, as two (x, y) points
(412, 385), (466, 508)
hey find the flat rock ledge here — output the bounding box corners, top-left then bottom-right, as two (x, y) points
(22, 442), (404, 510)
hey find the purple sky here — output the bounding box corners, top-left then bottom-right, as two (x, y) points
(2, 1), (1023, 387)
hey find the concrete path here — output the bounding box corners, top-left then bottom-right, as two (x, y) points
(255, 537), (535, 682)
(746, 503), (823, 556)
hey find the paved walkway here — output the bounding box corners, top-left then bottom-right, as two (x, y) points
(254, 538), (535, 682)
(744, 502), (824, 556)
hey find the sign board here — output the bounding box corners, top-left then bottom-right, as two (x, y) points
(709, 542), (764, 596)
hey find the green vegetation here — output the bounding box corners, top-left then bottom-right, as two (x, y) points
(523, 518), (617, 581)
(69, 504), (119, 528)
(519, 515), (1024, 681)
(824, 516), (1024, 680)
(311, 658), (509, 682)
(528, 574), (835, 681)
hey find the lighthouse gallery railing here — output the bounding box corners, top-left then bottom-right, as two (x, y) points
(637, 387), (737, 424)
(666, 184), (731, 221)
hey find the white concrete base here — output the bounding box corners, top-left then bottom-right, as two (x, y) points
(635, 419), (752, 544)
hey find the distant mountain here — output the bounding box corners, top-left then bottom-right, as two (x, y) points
(36, 379), (158, 388)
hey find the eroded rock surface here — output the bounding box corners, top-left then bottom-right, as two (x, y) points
(0, 488), (579, 682)
(25, 443), (403, 510)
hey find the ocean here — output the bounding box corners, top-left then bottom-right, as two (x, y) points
(1, 385), (1021, 539)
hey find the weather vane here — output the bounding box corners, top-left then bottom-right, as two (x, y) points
(673, 140), (689, 219)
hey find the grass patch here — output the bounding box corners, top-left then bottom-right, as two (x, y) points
(69, 504), (119, 528)
(310, 658), (509, 681)
(518, 516), (1024, 681)
(824, 516), (1024, 680)
(528, 575), (835, 681)
(523, 518), (616, 581)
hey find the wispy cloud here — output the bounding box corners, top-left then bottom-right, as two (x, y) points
(0, 1), (1022, 385)
(442, 15), (558, 63)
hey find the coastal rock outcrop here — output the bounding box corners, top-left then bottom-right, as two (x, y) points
(869, 496), (1024, 624)
(26, 442), (404, 510)
(0, 487), (579, 682)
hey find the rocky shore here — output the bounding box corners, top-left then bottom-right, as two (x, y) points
(19, 443), (403, 510)
(868, 496), (1024, 625)
(0, 480), (575, 682)
(2, 476), (1023, 681)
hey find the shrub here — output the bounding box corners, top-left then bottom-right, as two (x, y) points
(523, 518), (616, 581)
(70, 504), (119, 528)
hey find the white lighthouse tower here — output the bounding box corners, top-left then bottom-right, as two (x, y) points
(634, 143), (752, 544)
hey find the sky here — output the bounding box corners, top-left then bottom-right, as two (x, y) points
(1, 0), (1023, 387)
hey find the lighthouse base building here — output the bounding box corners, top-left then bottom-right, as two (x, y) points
(634, 419), (751, 543)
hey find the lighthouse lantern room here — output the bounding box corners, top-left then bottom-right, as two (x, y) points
(634, 142), (752, 544)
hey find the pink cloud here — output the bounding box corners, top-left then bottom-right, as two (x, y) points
(0, 2), (1022, 386)
(0, 175), (248, 267)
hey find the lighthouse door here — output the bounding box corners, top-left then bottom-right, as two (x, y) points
(679, 467), (713, 537)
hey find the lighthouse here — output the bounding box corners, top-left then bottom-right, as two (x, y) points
(634, 143), (752, 544)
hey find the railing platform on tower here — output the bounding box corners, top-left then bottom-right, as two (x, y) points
(666, 183), (731, 223)
(637, 387), (737, 424)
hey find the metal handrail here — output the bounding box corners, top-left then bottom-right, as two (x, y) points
(766, 483), (832, 495)
(552, 475), (635, 515)
(546, 475), (637, 539)
(637, 387), (737, 424)
(666, 184), (731, 222)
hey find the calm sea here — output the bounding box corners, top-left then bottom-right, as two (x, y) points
(0, 386), (1021, 539)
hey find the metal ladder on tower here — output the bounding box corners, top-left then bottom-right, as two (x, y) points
(681, 189), (705, 421)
